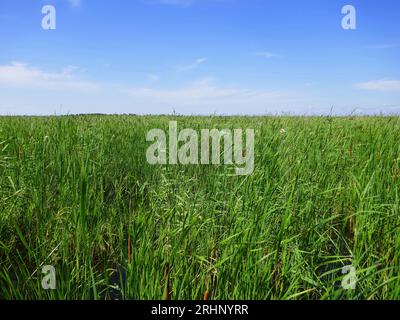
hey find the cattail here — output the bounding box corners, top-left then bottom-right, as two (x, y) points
(348, 216), (355, 238)
(274, 262), (282, 292)
(203, 290), (209, 300)
(127, 234), (132, 263)
(163, 262), (172, 300)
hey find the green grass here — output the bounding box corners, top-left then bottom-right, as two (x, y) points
(1, 115), (400, 300)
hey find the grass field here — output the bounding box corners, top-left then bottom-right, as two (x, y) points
(1, 115), (400, 300)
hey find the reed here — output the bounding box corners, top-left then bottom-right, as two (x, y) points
(0, 115), (399, 300)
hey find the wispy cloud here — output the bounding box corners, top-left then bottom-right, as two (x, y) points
(356, 80), (400, 92)
(0, 62), (348, 115)
(144, 0), (231, 6)
(123, 77), (287, 107)
(67, 0), (81, 7)
(177, 58), (207, 72)
(366, 44), (399, 49)
(0, 61), (303, 115)
(146, 73), (160, 82)
(144, 0), (201, 7)
(0, 62), (97, 92)
(252, 51), (281, 59)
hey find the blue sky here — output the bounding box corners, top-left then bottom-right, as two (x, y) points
(0, 0), (399, 115)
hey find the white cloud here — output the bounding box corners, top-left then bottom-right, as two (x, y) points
(0, 62), (97, 92)
(177, 58), (207, 72)
(253, 51), (281, 59)
(68, 0), (81, 7)
(144, 0), (198, 6)
(123, 78), (289, 109)
(0, 62), (320, 115)
(144, 0), (231, 7)
(366, 44), (399, 49)
(147, 73), (160, 82)
(356, 80), (400, 92)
